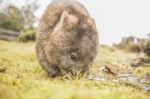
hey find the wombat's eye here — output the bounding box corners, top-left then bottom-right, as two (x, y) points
(70, 52), (77, 61)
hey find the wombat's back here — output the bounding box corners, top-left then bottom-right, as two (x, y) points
(38, 0), (90, 37)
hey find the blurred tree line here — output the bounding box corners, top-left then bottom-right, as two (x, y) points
(114, 34), (150, 57)
(0, 0), (39, 41)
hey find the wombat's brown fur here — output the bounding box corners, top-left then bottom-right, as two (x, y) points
(36, 0), (99, 77)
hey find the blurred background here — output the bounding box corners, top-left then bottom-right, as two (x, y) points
(0, 0), (150, 56)
(0, 0), (150, 45)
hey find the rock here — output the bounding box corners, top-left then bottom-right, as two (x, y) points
(131, 58), (145, 67)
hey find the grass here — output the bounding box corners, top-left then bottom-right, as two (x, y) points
(0, 40), (149, 99)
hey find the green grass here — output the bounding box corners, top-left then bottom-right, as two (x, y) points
(0, 40), (149, 99)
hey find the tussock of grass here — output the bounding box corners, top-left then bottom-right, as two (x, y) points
(0, 40), (150, 99)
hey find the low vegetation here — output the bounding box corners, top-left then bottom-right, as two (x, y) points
(0, 40), (149, 99)
(114, 35), (150, 57)
(18, 29), (36, 42)
(0, 0), (38, 42)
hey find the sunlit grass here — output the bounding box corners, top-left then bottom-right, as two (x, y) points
(0, 40), (149, 99)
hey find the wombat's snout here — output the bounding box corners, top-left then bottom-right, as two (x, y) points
(59, 52), (78, 69)
(58, 52), (87, 74)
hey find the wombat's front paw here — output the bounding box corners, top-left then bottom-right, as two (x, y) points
(47, 67), (61, 77)
(47, 71), (58, 77)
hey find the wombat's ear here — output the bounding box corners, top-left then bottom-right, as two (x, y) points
(87, 18), (97, 31)
(59, 11), (78, 30)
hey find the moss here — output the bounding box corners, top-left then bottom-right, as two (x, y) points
(0, 40), (150, 99)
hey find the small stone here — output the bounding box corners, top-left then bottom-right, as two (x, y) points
(144, 86), (150, 92)
(112, 79), (119, 83)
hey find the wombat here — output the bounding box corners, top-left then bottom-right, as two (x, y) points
(36, 0), (99, 77)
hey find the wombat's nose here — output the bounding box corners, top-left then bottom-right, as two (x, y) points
(70, 52), (77, 61)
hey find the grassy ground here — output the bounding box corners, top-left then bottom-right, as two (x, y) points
(0, 40), (149, 99)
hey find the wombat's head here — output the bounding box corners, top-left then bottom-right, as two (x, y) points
(49, 11), (99, 74)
